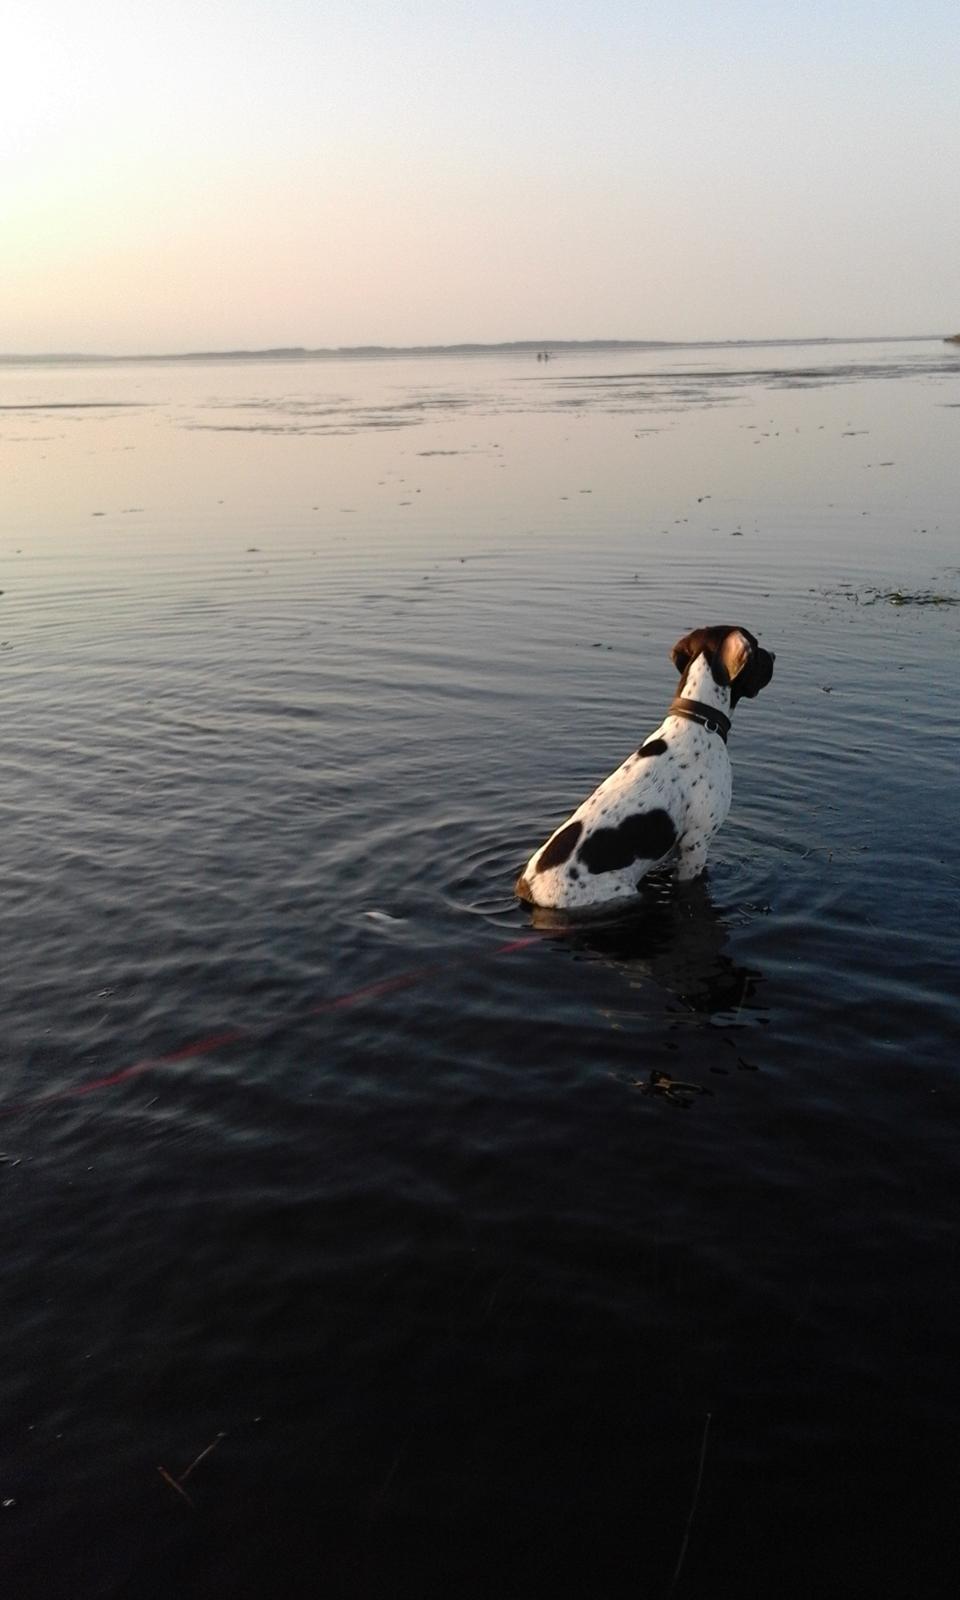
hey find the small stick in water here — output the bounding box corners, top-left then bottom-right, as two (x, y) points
(158, 1429), (226, 1509)
(669, 1411), (712, 1592)
(180, 1431), (226, 1483)
(157, 1465), (195, 1511)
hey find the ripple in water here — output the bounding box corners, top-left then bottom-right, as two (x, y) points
(2, 342), (959, 1600)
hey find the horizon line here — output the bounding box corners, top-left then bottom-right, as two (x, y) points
(0, 332), (945, 364)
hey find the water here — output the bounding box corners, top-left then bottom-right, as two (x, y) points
(2, 340), (959, 1598)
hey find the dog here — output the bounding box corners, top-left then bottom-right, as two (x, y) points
(515, 625), (775, 910)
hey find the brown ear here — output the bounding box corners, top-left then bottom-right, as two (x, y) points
(670, 629), (701, 673)
(719, 628), (752, 681)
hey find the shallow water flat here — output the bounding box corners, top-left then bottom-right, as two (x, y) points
(2, 341), (959, 1598)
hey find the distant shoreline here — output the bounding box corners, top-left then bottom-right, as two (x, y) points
(0, 334), (944, 366)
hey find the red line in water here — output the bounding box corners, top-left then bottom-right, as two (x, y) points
(309, 967), (440, 1014)
(47, 1061), (156, 1101)
(490, 936), (540, 956)
(1, 935), (541, 1120)
(160, 1028), (250, 1063)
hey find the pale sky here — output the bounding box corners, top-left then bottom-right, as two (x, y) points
(2, 0), (958, 353)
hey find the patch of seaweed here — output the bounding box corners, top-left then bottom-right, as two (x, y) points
(818, 584), (960, 608)
(863, 588), (960, 607)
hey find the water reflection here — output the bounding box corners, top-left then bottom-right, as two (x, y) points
(526, 873), (766, 1104)
(529, 872), (760, 1007)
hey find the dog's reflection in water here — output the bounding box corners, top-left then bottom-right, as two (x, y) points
(527, 872), (765, 1105)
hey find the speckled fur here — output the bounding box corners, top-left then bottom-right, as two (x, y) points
(516, 626), (775, 910)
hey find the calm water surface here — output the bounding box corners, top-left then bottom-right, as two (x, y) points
(2, 342), (959, 1597)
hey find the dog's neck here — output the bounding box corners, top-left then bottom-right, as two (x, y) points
(676, 654), (732, 714)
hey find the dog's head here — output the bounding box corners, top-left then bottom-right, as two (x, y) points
(670, 625), (775, 708)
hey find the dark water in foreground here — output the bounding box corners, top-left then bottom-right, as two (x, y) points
(2, 341), (959, 1597)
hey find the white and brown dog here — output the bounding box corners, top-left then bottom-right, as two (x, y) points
(516, 625), (775, 910)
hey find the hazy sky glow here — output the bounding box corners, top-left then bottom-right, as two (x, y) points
(3, 0), (958, 352)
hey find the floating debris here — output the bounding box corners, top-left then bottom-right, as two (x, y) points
(635, 1070), (712, 1108)
(821, 585), (960, 608)
(158, 1431), (226, 1512)
(865, 589), (959, 607)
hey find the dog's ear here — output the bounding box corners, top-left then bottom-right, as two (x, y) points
(719, 628), (753, 682)
(731, 641), (776, 703)
(670, 628), (704, 674)
(671, 626), (730, 681)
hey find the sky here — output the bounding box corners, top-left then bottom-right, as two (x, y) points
(2, 0), (958, 353)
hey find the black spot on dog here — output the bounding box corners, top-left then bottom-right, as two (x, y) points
(578, 809), (677, 874)
(570, 867), (580, 881)
(536, 819), (583, 872)
(635, 738), (668, 758)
